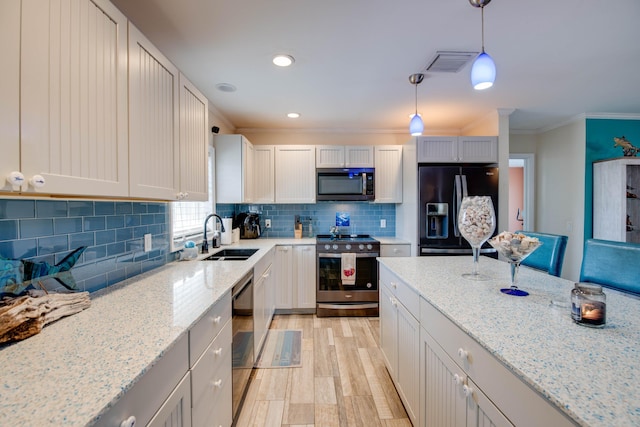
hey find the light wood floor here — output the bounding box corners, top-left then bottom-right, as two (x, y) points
(235, 314), (411, 427)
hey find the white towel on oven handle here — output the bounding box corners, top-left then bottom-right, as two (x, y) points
(341, 253), (356, 285)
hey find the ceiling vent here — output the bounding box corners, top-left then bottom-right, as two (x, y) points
(425, 51), (479, 73)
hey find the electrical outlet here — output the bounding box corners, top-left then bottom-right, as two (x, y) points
(380, 219), (386, 228)
(265, 219), (271, 228)
(144, 234), (152, 252)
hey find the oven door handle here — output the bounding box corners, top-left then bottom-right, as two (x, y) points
(318, 252), (379, 258)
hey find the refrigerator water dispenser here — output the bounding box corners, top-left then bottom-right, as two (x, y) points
(426, 203), (448, 239)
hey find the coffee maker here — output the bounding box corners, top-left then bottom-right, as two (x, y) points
(236, 213), (261, 239)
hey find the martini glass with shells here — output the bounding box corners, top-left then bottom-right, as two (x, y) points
(457, 196), (496, 280)
(488, 232), (542, 296)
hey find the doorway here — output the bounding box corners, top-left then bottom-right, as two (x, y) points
(509, 154), (535, 231)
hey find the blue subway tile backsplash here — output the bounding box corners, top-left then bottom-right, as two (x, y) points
(217, 201), (396, 238)
(0, 198), (173, 294)
(1, 197), (398, 295)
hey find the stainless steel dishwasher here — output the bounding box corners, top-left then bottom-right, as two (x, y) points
(231, 271), (254, 423)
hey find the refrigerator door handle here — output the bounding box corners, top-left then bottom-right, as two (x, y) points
(453, 175), (462, 237)
(461, 174), (468, 198)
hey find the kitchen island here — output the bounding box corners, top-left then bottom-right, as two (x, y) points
(0, 239), (313, 426)
(378, 256), (640, 427)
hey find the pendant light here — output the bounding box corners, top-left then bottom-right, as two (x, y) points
(409, 73), (425, 136)
(469, 0), (496, 90)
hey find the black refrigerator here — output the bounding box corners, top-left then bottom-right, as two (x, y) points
(418, 164), (499, 255)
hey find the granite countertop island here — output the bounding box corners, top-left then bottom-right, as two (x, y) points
(378, 255), (640, 427)
(0, 238), (313, 426)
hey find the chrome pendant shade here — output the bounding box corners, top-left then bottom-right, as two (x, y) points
(409, 73), (425, 136)
(469, 0), (496, 90)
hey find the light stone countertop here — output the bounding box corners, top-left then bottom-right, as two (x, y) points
(378, 255), (640, 427)
(0, 238), (314, 427)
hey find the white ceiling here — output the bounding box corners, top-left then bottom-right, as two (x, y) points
(111, 0), (640, 134)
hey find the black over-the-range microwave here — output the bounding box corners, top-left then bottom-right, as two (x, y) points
(316, 168), (375, 201)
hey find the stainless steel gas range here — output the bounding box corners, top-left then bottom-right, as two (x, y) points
(316, 234), (380, 317)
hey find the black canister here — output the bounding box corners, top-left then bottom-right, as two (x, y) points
(571, 283), (606, 327)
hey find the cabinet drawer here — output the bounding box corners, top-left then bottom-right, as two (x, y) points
(380, 266), (419, 317)
(419, 298), (575, 427)
(192, 363), (233, 427)
(254, 246), (274, 279)
(190, 291), (231, 367)
(191, 319), (232, 402)
(380, 244), (410, 257)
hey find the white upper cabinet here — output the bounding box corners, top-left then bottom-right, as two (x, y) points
(254, 145), (275, 203)
(0, 0), (20, 193)
(374, 145), (403, 203)
(17, 0), (129, 197)
(316, 146), (345, 168)
(178, 73), (209, 201)
(275, 146), (316, 203)
(316, 145), (374, 168)
(128, 22), (180, 200)
(215, 134), (258, 203)
(417, 136), (498, 163)
(346, 146), (375, 167)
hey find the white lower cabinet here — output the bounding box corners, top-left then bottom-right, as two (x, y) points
(94, 333), (190, 427)
(419, 296), (575, 427)
(379, 266), (420, 425)
(189, 291), (232, 427)
(148, 372), (192, 427)
(274, 245), (316, 312)
(420, 327), (511, 427)
(254, 248), (275, 358)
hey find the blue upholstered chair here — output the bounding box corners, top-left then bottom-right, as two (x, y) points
(515, 231), (568, 277)
(579, 239), (640, 296)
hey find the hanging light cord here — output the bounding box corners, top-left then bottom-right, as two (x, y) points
(414, 82), (418, 116)
(480, 6), (486, 53)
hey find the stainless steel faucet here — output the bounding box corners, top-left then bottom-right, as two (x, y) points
(201, 214), (226, 253)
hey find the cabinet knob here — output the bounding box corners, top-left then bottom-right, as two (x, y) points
(212, 347), (223, 356)
(462, 384), (473, 398)
(211, 379), (223, 389)
(457, 347), (469, 362)
(391, 282), (397, 289)
(30, 174), (46, 188)
(6, 171), (25, 190)
(453, 373), (464, 386)
(119, 415), (136, 427)
(211, 315), (222, 324)
(393, 248), (399, 253)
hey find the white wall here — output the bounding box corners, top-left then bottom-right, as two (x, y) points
(535, 119), (586, 281)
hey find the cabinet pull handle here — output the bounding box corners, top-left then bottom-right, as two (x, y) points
(212, 379), (223, 389)
(457, 347), (469, 362)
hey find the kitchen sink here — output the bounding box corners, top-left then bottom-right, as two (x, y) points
(202, 248), (259, 261)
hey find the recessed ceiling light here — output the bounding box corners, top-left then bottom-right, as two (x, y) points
(287, 112), (300, 118)
(215, 83), (237, 92)
(273, 55), (295, 67)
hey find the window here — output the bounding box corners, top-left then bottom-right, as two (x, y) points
(170, 146), (215, 252)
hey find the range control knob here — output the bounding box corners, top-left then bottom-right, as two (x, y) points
(345, 244), (351, 250)
(324, 244), (331, 250)
(359, 244), (365, 250)
(366, 244), (373, 250)
(332, 244), (339, 250)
